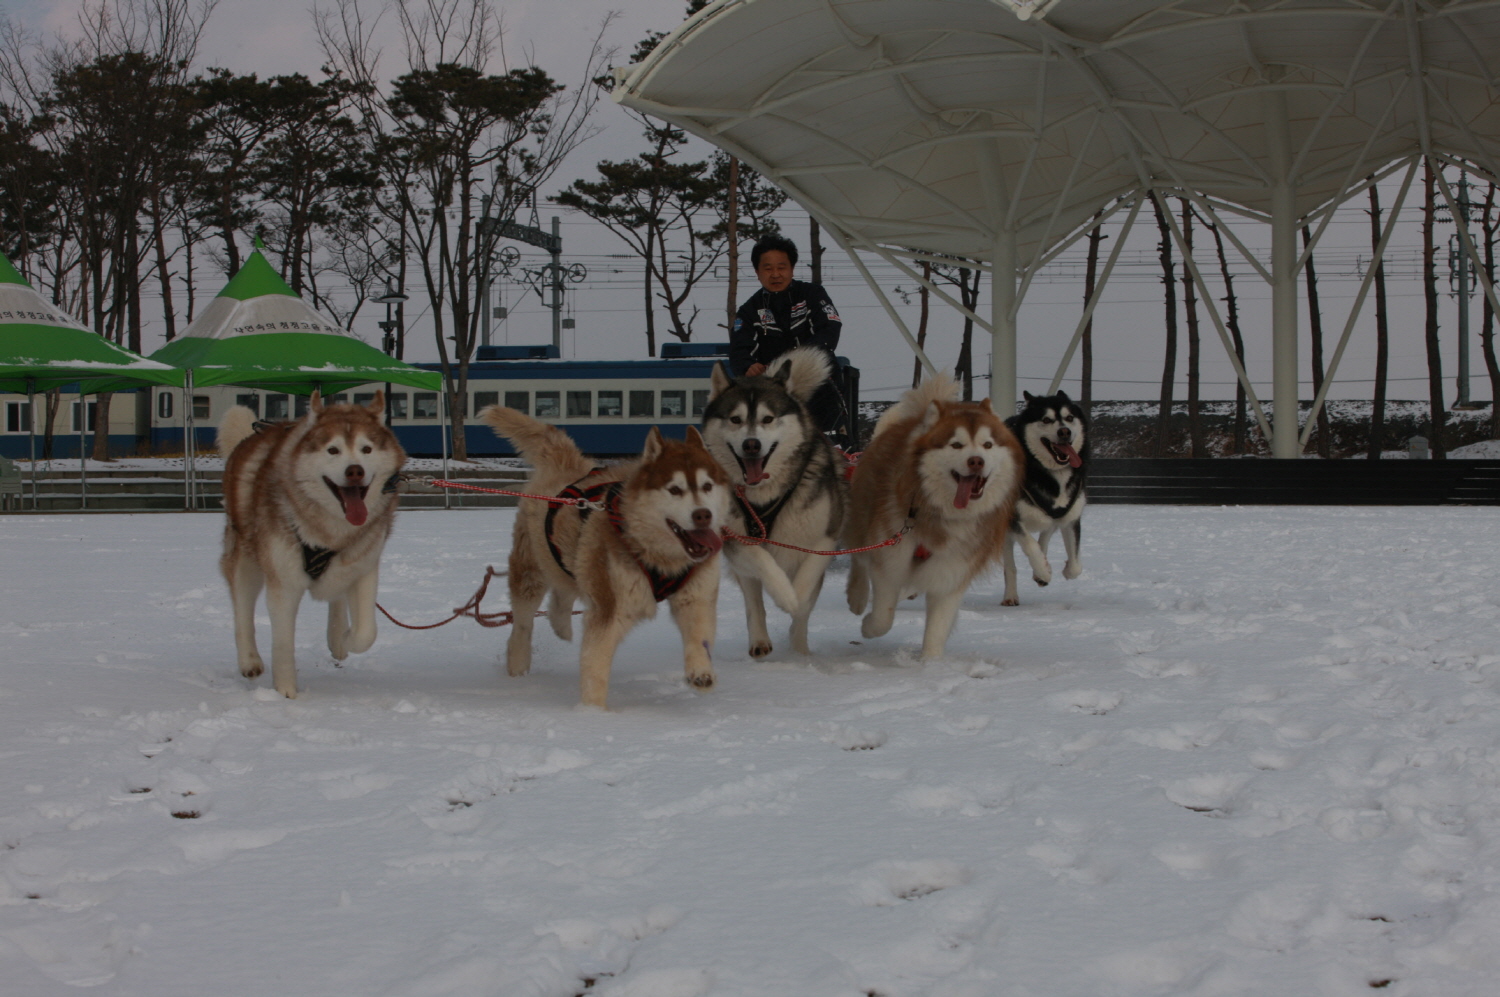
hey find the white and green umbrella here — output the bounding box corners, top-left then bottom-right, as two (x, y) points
(0, 252), (183, 394)
(141, 249), (441, 394)
(0, 251), (184, 508)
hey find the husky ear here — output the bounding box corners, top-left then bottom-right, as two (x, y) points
(642, 425), (665, 461)
(771, 358), (793, 386)
(710, 362), (732, 400)
(978, 397), (994, 413)
(309, 389), (324, 416)
(366, 389), (385, 415)
(919, 399), (943, 431)
(1022, 390), (1036, 403)
(684, 425), (708, 452)
(1054, 389), (1071, 404)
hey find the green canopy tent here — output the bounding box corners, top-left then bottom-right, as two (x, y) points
(120, 250), (445, 508)
(0, 252), (184, 509)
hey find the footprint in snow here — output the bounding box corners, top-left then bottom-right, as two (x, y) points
(824, 725), (887, 751)
(853, 859), (970, 906)
(1163, 773), (1252, 817)
(1047, 689), (1124, 715)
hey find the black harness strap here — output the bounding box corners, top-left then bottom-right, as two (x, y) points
(302, 542), (336, 580)
(543, 473), (699, 602)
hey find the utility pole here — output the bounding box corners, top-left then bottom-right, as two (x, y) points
(478, 206), (581, 355)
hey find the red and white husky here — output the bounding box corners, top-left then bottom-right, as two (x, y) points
(481, 407), (731, 709)
(217, 391), (405, 697)
(845, 377), (1024, 659)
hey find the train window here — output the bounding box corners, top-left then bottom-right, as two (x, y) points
(629, 390), (654, 418)
(413, 393), (439, 419)
(6, 402), (29, 432)
(235, 394), (260, 416)
(566, 391), (591, 418)
(193, 396), (211, 420)
(295, 396), (310, 418)
(265, 394), (290, 420)
(504, 391), (528, 415)
(661, 390), (686, 418)
(353, 393), (375, 407)
(328, 394), (348, 406)
(157, 392), (173, 419)
(535, 391), (560, 419)
(71, 400), (98, 432)
(597, 391), (622, 417)
(692, 390), (709, 417)
(389, 394), (409, 419)
(473, 391), (499, 414)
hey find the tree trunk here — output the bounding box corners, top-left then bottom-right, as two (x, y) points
(644, 225), (657, 357)
(1081, 209), (1105, 419)
(1301, 226), (1331, 458)
(1480, 181), (1500, 440)
(42, 389), (60, 460)
(1368, 180), (1391, 459)
(1204, 214), (1247, 454)
(91, 393), (113, 462)
(725, 157), (739, 332)
(1182, 200), (1204, 457)
(153, 190), (179, 341)
(955, 267), (975, 401)
(1152, 195), (1178, 457)
(1423, 161), (1448, 458)
(809, 217), (823, 286)
(911, 262), (930, 388)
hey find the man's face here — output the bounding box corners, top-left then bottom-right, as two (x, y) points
(755, 250), (793, 293)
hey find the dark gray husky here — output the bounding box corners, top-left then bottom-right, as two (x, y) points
(702, 346), (848, 657)
(1002, 390), (1088, 606)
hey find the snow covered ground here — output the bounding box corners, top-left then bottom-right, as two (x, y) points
(3, 506), (1500, 996)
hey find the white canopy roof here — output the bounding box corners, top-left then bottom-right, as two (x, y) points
(616, 0), (1500, 265)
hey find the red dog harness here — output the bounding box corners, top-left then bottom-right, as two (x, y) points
(544, 473), (701, 602)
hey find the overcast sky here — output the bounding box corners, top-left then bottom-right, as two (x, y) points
(3, 0), (1491, 406)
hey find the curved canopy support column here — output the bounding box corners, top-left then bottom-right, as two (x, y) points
(1267, 91), (1301, 459)
(991, 229), (1018, 416)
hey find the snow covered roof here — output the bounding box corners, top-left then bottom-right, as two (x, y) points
(615, 0), (1500, 263)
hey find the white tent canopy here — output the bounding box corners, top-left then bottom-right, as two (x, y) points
(616, 0), (1500, 454)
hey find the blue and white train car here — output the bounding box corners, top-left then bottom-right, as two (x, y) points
(1, 343), (858, 459)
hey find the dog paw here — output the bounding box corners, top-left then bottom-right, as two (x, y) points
(274, 680), (298, 699)
(239, 656), (264, 679)
(686, 671), (716, 690)
(1032, 568), (1052, 587)
(749, 641), (773, 658)
(347, 627), (376, 655)
(1001, 596), (1020, 607)
(1063, 560), (1082, 580)
(506, 661), (531, 677)
(862, 613), (893, 639)
(328, 635), (350, 661)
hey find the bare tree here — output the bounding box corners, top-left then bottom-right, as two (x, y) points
(1479, 180), (1500, 440)
(1301, 226), (1330, 458)
(1181, 199), (1204, 456)
(1367, 179), (1392, 458)
(1151, 194), (1178, 457)
(320, 0), (607, 458)
(1080, 208), (1105, 419)
(1423, 160), (1447, 458)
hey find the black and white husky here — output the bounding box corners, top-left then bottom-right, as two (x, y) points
(702, 347), (848, 657)
(1002, 390), (1088, 606)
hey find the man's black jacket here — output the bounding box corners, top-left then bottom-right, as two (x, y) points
(728, 280), (842, 376)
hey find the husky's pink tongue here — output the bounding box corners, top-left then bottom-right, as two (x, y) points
(741, 457), (768, 485)
(340, 487), (368, 526)
(1056, 443), (1083, 469)
(953, 474), (981, 509)
(687, 528), (723, 558)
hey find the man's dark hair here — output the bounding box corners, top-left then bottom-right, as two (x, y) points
(751, 234), (798, 268)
